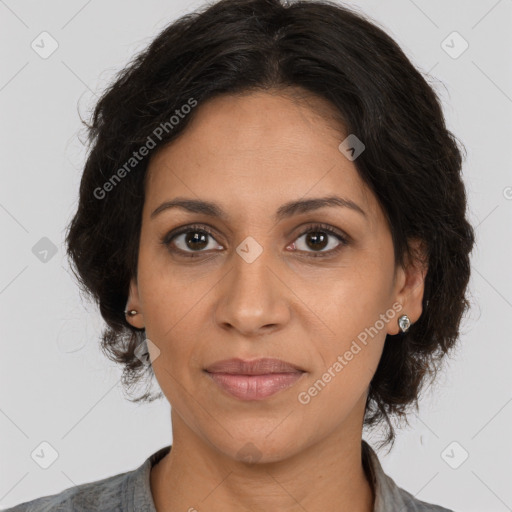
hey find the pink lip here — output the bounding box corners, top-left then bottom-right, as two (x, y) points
(204, 358), (306, 401)
(206, 372), (305, 400)
(205, 357), (304, 374)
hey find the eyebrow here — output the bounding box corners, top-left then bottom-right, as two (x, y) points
(150, 195), (367, 221)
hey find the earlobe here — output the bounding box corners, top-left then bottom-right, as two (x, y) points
(125, 277), (145, 329)
(387, 238), (428, 336)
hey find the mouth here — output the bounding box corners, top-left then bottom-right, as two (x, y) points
(204, 358), (306, 401)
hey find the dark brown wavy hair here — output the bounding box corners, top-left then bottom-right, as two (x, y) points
(65, 0), (475, 450)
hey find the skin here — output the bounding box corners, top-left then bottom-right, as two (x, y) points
(126, 89), (427, 512)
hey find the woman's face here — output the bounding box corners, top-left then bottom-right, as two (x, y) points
(127, 89), (426, 462)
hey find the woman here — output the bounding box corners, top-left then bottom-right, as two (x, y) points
(7, 0), (474, 510)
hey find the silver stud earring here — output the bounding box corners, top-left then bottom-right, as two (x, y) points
(398, 314), (411, 333)
(125, 310), (138, 316)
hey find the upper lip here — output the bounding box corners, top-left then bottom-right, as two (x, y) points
(205, 358), (305, 375)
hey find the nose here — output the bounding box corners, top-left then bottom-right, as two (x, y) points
(214, 245), (291, 337)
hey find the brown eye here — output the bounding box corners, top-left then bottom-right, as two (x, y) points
(290, 223), (348, 258)
(183, 230), (209, 251)
(162, 224), (223, 257)
(304, 231), (329, 251)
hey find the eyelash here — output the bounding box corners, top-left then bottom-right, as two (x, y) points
(160, 222), (349, 259)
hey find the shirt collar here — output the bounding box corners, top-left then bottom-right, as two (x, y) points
(362, 439), (408, 511)
(127, 444), (170, 512)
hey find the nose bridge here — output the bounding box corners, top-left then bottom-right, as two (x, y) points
(215, 235), (290, 334)
(234, 236), (275, 296)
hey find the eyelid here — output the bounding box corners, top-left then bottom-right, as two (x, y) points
(290, 223), (349, 258)
(161, 222), (223, 249)
(291, 222), (351, 244)
(161, 222), (350, 258)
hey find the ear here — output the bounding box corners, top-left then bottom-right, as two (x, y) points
(387, 238), (428, 336)
(125, 277), (145, 329)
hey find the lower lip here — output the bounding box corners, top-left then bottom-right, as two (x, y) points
(205, 371), (305, 401)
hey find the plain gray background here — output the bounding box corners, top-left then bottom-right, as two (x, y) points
(1, 0), (511, 510)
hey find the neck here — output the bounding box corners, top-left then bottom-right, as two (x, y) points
(150, 413), (374, 512)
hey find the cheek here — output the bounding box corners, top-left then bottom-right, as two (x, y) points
(137, 254), (201, 377)
(138, 243), (200, 326)
(296, 253), (393, 402)
(295, 331), (385, 429)
(146, 325), (200, 424)
(300, 255), (395, 340)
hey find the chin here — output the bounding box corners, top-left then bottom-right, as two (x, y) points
(210, 430), (304, 465)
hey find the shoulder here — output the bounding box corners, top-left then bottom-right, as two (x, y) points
(4, 445), (170, 512)
(2, 445), (172, 512)
(396, 485), (455, 512)
(3, 469), (133, 512)
(362, 440), (455, 512)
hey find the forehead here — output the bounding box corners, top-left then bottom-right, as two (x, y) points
(145, 90), (381, 228)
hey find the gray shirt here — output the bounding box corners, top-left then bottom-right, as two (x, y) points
(5, 440), (454, 511)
